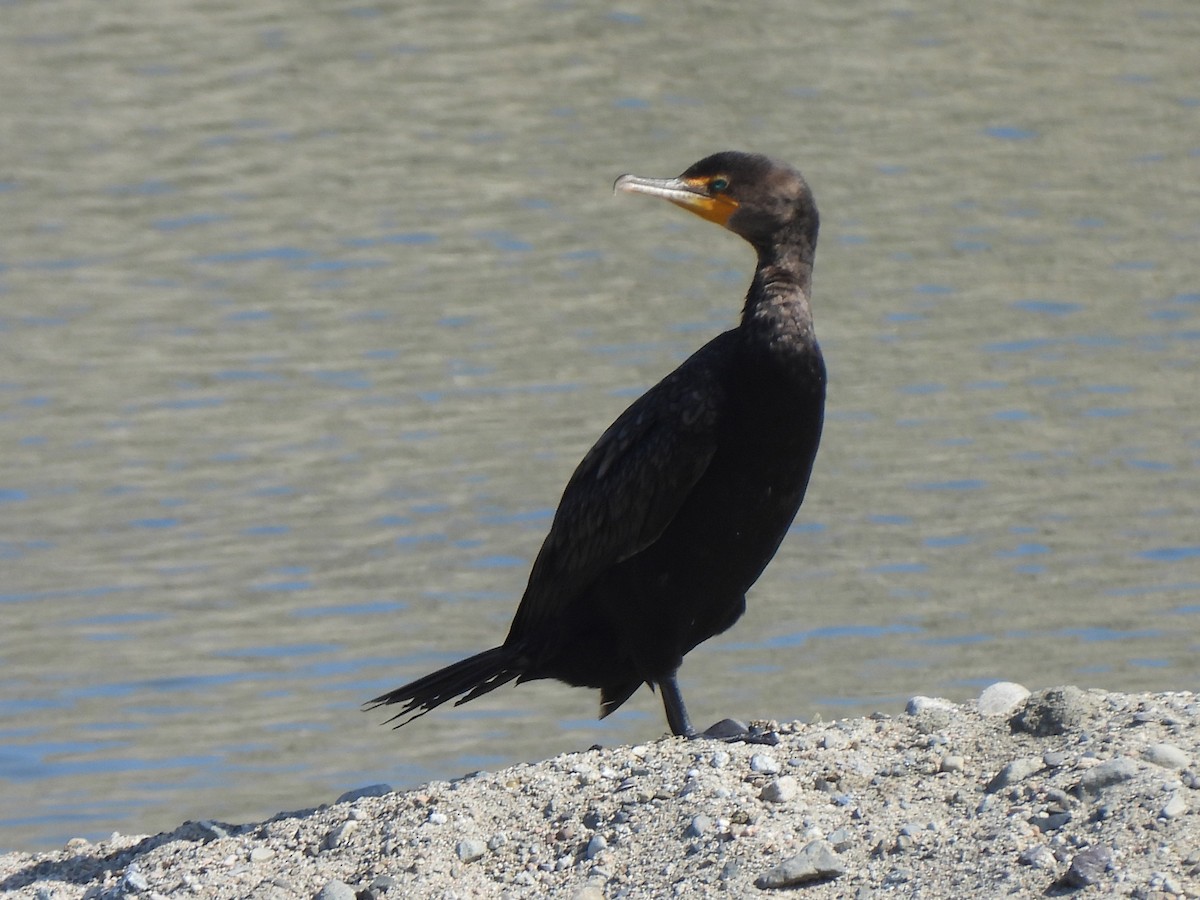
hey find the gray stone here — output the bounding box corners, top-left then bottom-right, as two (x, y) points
(194, 820), (231, 840)
(685, 814), (713, 837)
(369, 874), (397, 892)
(314, 880), (357, 900)
(1042, 750), (1067, 768)
(1064, 845), (1111, 887)
(1143, 743), (1191, 770)
(827, 827), (855, 851)
(336, 783), (393, 804)
(985, 757), (1043, 793)
(755, 839), (845, 888)
(121, 863), (150, 893)
(1159, 874), (1185, 895)
(1011, 686), (1088, 736)
(905, 695), (956, 715)
(939, 754), (965, 773)
(456, 838), (487, 863)
(487, 832), (508, 851)
(760, 775), (798, 803)
(977, 682), (1030, 716)
(1030, 811), (1071, 832)
(1018, 844), (1057, 870)
(1077, 758), (1140, 797)
(1161, 792), (1188, 819)
(820, 731), (849, 750)
(249, 846), (276, 863)
(703, 718), (751, 738)
(750, 753), (780, 774)
(323, 820), (358, 850)
(585, 834), (608, 859)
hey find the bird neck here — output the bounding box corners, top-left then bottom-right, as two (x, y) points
(740, 246), (817, 353)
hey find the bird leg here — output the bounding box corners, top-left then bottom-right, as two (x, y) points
(660, 672), (695, 737)
(660, 673), (779, 745)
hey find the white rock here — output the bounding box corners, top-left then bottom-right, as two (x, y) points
(1143, 743), (1191, 771)
(977, 682), (1031, 716)
(1161, 792), (1188, 819)
(760, 775), (798, 803)
(906, 695), (956, 715)
(750, 753), (781, 774)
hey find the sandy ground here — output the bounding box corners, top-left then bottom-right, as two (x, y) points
(2, 684), (1197, 899)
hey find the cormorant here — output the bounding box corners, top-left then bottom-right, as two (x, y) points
(368, 151), (825, 738)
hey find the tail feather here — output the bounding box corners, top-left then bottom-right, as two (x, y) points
(365, 646), (522, 728)
(599, 680), (642, 719)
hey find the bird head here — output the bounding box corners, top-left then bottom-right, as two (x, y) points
(614, 151), (817, 256)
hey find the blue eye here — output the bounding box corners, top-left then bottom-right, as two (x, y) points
(710, 177), (729, 192)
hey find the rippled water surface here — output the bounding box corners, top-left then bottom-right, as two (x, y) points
(1, 0), (1198, 851)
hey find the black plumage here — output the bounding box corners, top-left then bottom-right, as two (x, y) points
(368, 152), (825, 737)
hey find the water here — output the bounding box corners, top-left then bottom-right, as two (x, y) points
(1, 0), (1198, 852)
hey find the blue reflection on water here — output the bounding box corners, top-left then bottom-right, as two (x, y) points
(216, 644), (339, 659)
(729, 622), (925, 651)
(1139, 547), (1200, 562)
(910, 479), (987, 491)
(292, 600), (406, 618)
(983, 126), (1039, 140)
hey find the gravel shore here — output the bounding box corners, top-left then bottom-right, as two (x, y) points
(2, 684), (1197, 899)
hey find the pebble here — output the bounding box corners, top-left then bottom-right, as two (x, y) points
(195, 820), (231, 840)
(939, 754), (965, 773)
(1160, 792), (1188, 819)
(1018, 845), (1057, 870)
(755, 839), (846, 888)
(1151, 872), (1185, 895)
(314, 880), (357, 900)
(1042, 750), (1067, 768)
(1030, 811), (1071, 832)
(1143, 743), (1191, 771)
(977, 681), (1030, 716)
(456, 838), (487, 863)
(821, 731), (849, 750)
(905, 695), (956, 715)
(323, 820), (358, 850)
(121, 863), (150, 893)
(760, 775), (798, 803)
(704, 718), (752, 738)
(709, 750), (731, 769)
(586, 834), (608, 859)
(1077, 757), (1139, 797)
(1064, 845), (1111, 887)
(368, 874), (396, 893)
(249, 846), (276, 863)
(336, 783), (393, 804)
(685, 815), (713, 837)
(985, 757), (1043, 793)
(750, 753), (780, 774)
(487, 832), (508, 851)
(827, 827), (855, 852)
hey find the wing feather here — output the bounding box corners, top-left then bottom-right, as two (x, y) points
(507, 336), (733, 638)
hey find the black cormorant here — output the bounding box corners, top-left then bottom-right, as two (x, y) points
(367, 151), (826, 738)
